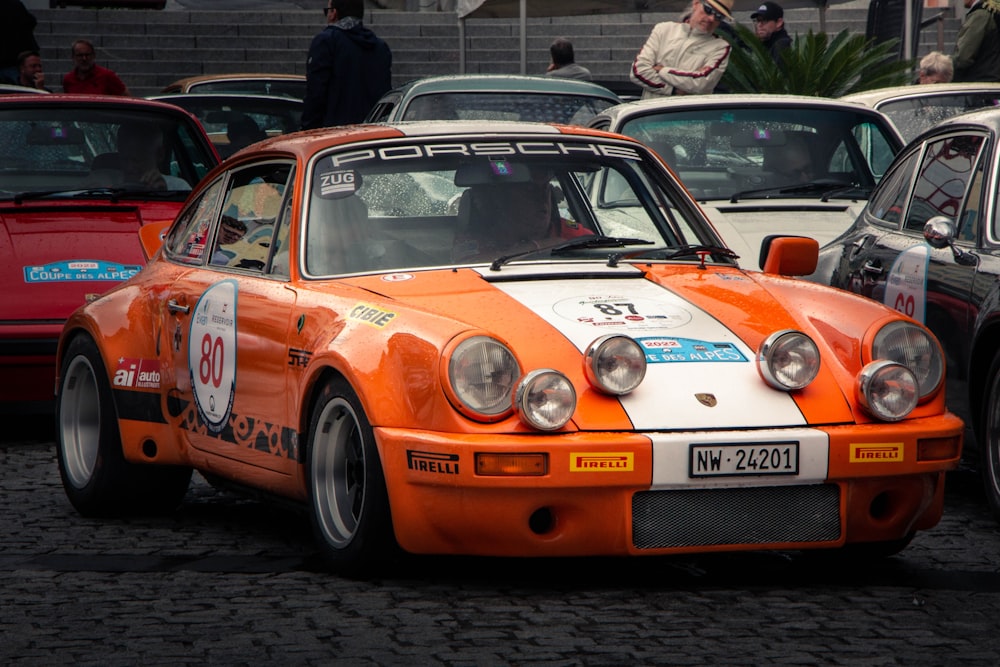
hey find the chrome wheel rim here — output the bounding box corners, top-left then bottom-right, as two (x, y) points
(59, 354), (101, 489)
(311, 397), (365, 548)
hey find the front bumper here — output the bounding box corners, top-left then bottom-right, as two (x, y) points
(375, 413), (963, 557)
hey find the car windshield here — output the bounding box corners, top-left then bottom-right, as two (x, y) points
(402, 92), (618, 125)
(302, 136), (721, 276)
(154, 96), (303, 158)
(878, 93), (1000, 141)
(0, 107), (216, 198)
(619, 107), (899, 202)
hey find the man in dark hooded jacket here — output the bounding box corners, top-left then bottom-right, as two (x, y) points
(302, 0), (392, 129)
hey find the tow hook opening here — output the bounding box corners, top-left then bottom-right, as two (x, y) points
(529, 507), (555, 535)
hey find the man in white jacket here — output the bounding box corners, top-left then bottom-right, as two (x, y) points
(630, 0), (734, 97)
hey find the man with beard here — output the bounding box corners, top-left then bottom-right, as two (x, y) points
(630, 0), (734, 97)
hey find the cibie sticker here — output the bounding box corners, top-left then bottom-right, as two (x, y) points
(188, 280), (238, 433)
(884, 245), (928, 323)
(315, 168), (358, 199)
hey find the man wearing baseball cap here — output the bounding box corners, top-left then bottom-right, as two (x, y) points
(751, 1), (792, 64)
(630, 0), (734, 96)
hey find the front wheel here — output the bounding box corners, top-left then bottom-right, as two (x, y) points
(978, 351), (1000, 521)
(57, 334), (191, 516)
(306, 377), (398, 576)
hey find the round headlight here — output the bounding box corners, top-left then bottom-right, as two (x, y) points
(448, 336), (520, 417)
(757, 330), (820, 391)
(857, 360), (918, 421)
(872, 321), (943, 400)
(513, 369), (577, 431)
(584, 335), (647, 395)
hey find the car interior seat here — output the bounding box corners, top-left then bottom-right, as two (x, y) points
(305, 192), (369, 275)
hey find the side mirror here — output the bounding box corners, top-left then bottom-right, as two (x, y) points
(923, 215), (956, 249)
(923, 215), (977, 266)
(759, 235), (819, 276)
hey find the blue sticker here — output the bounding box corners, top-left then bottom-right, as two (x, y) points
(637, 337), (747, 364)
(23, 260), (141, 283)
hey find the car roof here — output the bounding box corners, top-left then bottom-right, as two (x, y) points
(148, 92), (302, 107)
(205, 120), (636, 166)
(384, 74), (621, 101)
(162, 73), (305, 93)
(842, 82), (1000, 108)
(0, 83), (48, 95)
(0, 92), (209, 115)
(592, 94), (889, 125)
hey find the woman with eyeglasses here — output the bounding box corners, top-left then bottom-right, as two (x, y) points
(630, 0), (734, 98)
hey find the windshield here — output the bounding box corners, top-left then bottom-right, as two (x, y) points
(619, 107), (899, 202)
(0, 107), (216, 198)
(402, 92), (618, 125)
(302, 136), (721, 276)
(878, 92), (1000, 141)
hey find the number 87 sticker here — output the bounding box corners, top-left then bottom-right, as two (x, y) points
(188, 280), (238, 433)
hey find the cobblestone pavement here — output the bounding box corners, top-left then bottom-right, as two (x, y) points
(3, 416), (1000, 666)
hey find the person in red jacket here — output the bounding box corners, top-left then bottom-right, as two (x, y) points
(62, 39), (130, 96)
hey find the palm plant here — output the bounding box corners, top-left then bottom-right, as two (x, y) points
(720, 23), (914, 97)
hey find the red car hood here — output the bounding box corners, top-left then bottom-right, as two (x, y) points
(1, 201), (173, 322)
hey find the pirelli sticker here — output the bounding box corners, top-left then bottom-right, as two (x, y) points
(850, 443), (904, 463)
(570, 452), (634, 472)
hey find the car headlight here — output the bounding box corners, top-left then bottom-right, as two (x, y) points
(447, 335), (520, 419)
(513, 369), (576, 431)
(872, 321), (943, 401)
(584, 335), (647, 395)
(757, 330), (820, 391)
(857, 360), (918, 421)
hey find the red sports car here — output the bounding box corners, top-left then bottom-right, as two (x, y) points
(0, 94), (218, 413)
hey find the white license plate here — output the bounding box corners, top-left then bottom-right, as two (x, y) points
(689, 442), (799, 478)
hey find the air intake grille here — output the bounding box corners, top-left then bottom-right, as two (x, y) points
(632, 484), (841, 549)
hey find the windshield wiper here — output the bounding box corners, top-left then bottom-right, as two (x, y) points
(10, 187), (184, 204)
(729, 180), (861, 203)
(662, 244), (740, 263)
(489, 235), (654, 271)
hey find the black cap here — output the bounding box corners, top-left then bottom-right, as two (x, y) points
(751, 1), (783, 20)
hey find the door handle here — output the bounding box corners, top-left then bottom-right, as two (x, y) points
(167, 299), (190, 314)
(861, 260), (883, 276)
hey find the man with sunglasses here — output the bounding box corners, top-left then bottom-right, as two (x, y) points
(302, 0), (392, 129)
(630, 0), (733, 97)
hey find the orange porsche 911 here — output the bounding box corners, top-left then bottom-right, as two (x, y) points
(55, 121), (963, 575)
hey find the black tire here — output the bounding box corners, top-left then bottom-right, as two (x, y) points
(56, 334), (191, 517)
(979, 351), (1000, 521)
(306, 376), (398, 576)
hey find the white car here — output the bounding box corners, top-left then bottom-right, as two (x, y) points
(842, 82), (1000, 142)
(590, 95), (904, 269)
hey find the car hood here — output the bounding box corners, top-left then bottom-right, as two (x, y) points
(350, 262), (864, 431)
(699, 200), (866, 270)
(0, 202), (166, 322)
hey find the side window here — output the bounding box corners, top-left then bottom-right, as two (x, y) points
(163, 178), (225, 265)
(868, 149), (919, 229)
(210, 162), (293, 271)
(903, 134), (985, 233)
(851, 121), (897, 179)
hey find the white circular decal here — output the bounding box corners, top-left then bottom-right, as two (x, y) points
(553, 295), (692, 330)
(382, 273), (414, 282)
(884, 245), (928, 323)
(188, 280), (238, 433)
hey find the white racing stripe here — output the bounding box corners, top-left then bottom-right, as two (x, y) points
(482, 269), (807, 430)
